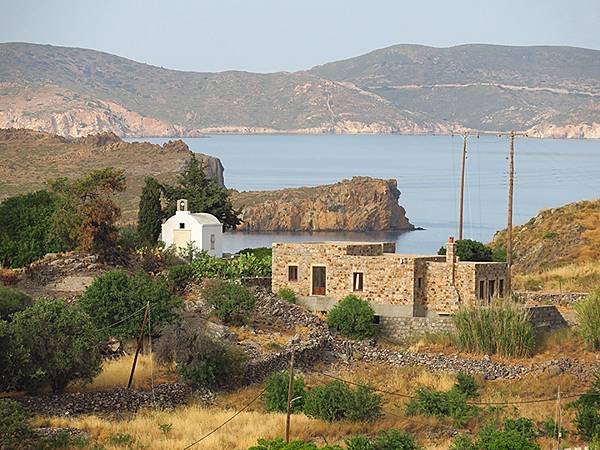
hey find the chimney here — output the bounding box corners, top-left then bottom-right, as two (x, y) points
(446, 236), (456, 264)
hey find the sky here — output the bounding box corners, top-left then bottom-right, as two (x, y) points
(1, 0), (599, 73)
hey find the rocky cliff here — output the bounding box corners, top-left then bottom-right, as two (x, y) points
(0, 129), (224, 221)
(230, 177), (414, 232)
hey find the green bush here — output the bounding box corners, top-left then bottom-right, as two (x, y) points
(277, 287), (297, 303)
(167, 264), (195, 292)
(239, 247), (272, 259)
(9, 298), (102, 393)
(263, 371), (305, 413)
(572, 370), (600, 440)
(303, 380), (382, 422)
(248, 438), (342, 450)
(190, 251), (272, 280)
(406, 373), (478, 426)
(202, 280), (256, 325)
(438, 239), (493, 262)
(0, 320), (28, 391)
(326, 295), (375, 340)
(0, 190), (72, 268)
(0, 399), (32, 449)
(452, 302), (535, 357)
(575, 288), (600, 350)
(0, 285), (32, 321)
(79, 269), (183, 340)
(451, 419), (540, 450)
(346, 429), (420, 450)
(155, 321), (245, 388)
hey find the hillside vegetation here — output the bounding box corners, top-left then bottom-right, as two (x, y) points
(1, 42), (599, 138)
(491, 199), (600, 291)
(0, 128), (223, 221)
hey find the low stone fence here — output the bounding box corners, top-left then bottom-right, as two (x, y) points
(514, 291), (588, 306)
(378, 316), (455, 342)
(527, 305), (569, 331)
(240, 277), (272, 290)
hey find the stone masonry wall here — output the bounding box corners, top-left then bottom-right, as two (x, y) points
(527, 305), (569, 331)
(379, 316), (455, 342)
(515, 291), (588, 306)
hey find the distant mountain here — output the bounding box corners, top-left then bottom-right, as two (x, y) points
(1, 42), (598, 138)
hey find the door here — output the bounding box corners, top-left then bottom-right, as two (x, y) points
(312, 266), (326, 295)
(173, 229), (191, 249)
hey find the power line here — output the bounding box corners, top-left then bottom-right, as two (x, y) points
(182, 388), (267, 450)
(96, 305), (148, 332)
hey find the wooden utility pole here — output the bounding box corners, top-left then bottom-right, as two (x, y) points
(506, 131), (515, 294)
(285, 348), (295, 443)
(556, 385), (562, 450)
(458, 133), (468, 240)
(128, 302), (150, 389)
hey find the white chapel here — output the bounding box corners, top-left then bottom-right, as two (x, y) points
(160, 199), (223, 257)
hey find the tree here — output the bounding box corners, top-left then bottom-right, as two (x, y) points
(438, 239), (493, 262)
(49, 168), (127, 255)
(0, 190), (71, 268)
(138, 177), (163, 245)
(10, 298), (102, 393)
(0, 320), (28, 391)
(0, 285), (32, 321)
(162, 155), (241, 230)
(79, 269), (183, 341)
(263, 371), (305, 413)
(326, 295), (375, 340)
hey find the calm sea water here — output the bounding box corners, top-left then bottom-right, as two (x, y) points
(138, 135), (600, 254)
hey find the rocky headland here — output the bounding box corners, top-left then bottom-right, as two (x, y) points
(231, 176), (414, 232)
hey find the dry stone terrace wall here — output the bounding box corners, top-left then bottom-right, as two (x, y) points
(515, 291), (589, 306)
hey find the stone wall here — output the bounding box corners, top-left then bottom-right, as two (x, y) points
(527, 305), (569, 331)
(379, 316), (455, 342)
(240, 277), (272, 290)
(515, 291), (588, 306)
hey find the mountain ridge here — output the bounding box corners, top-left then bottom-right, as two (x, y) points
(1, 42), (598, 138)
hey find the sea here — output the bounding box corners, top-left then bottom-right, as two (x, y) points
(137, 135), (600, 255)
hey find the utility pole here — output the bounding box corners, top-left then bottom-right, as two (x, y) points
(128, 302), (150, 389)
(285, 348), (295, 443)
(556, 385), (562, 450)
(458, 133), (468, 240)
(506, 130), (515, 295)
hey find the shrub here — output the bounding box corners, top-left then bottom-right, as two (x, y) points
(155, 321), (245, 388)
(0, 285), (32, 321)
(79, 269), (183, 340)
(248, 438), (342, 450)
(0, 320), (28, 391)
(190, 251), (272, 280)
(202, 279), (256, 325)
(277, 287), (297, 303)
(167, 263), (195, 292)
(326, 295), (375, 340)
(575, 288), (600, 350)
(572, 370), (600, 440)
(263, 371), (305, 413)
(406, 373), (478, 426)
(303, 380), (382, 422)
(9, 298), (102, 393)
(346, 429), (420, 450)
(0, 190), (71, 268)
(438, 239), (493, 262)
(452, 301), (535, 357)
(0, 399), (32, 449)
(451, 420), (540, 450)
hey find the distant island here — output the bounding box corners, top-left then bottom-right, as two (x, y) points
(0, 42), (598, 139)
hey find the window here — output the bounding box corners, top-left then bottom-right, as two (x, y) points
(288, 265), (298, 282)
(179, 223), (185, 229)
(499, 279), (504, 298)
(353, 272), (363, 291)
(372, 315), (381, 324)
(488, 280), (496, 299)
(417, 277), (423, 289)
(479, 280), (485, 300)
(210, 234), (215, 250)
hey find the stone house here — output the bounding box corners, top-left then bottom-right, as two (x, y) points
(271, 237), (508, 318)
(160, 199), (223, 257)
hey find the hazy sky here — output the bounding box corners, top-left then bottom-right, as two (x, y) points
(2, 0), (599, 73)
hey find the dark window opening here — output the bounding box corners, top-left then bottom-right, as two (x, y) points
(373, 315), (381, 324)
(499, 279), (504, 298)
(488, 280), (496, 299)
(417, 277), (423, 289)
(288, 265), (298, 282)
(353, 272), (364, 291)
(479, 280), (485, 300)
(179, 223), (185, 229)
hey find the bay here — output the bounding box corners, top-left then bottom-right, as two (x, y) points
(139, 135), (600, 254)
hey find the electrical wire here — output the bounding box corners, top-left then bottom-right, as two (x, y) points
(96, 305), (148, 332)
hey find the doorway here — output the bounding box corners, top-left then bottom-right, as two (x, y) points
(312, 266), (326, 295)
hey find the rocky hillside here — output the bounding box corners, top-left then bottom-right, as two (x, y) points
(0, 129), (223, 221)
(230, 177), (414, 232)
(1, 43), (598, 138)
(490, 199), (600, 273)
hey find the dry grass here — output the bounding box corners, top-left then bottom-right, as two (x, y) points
(69, 354), (176, 392)
(514, 261), (600, 292)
